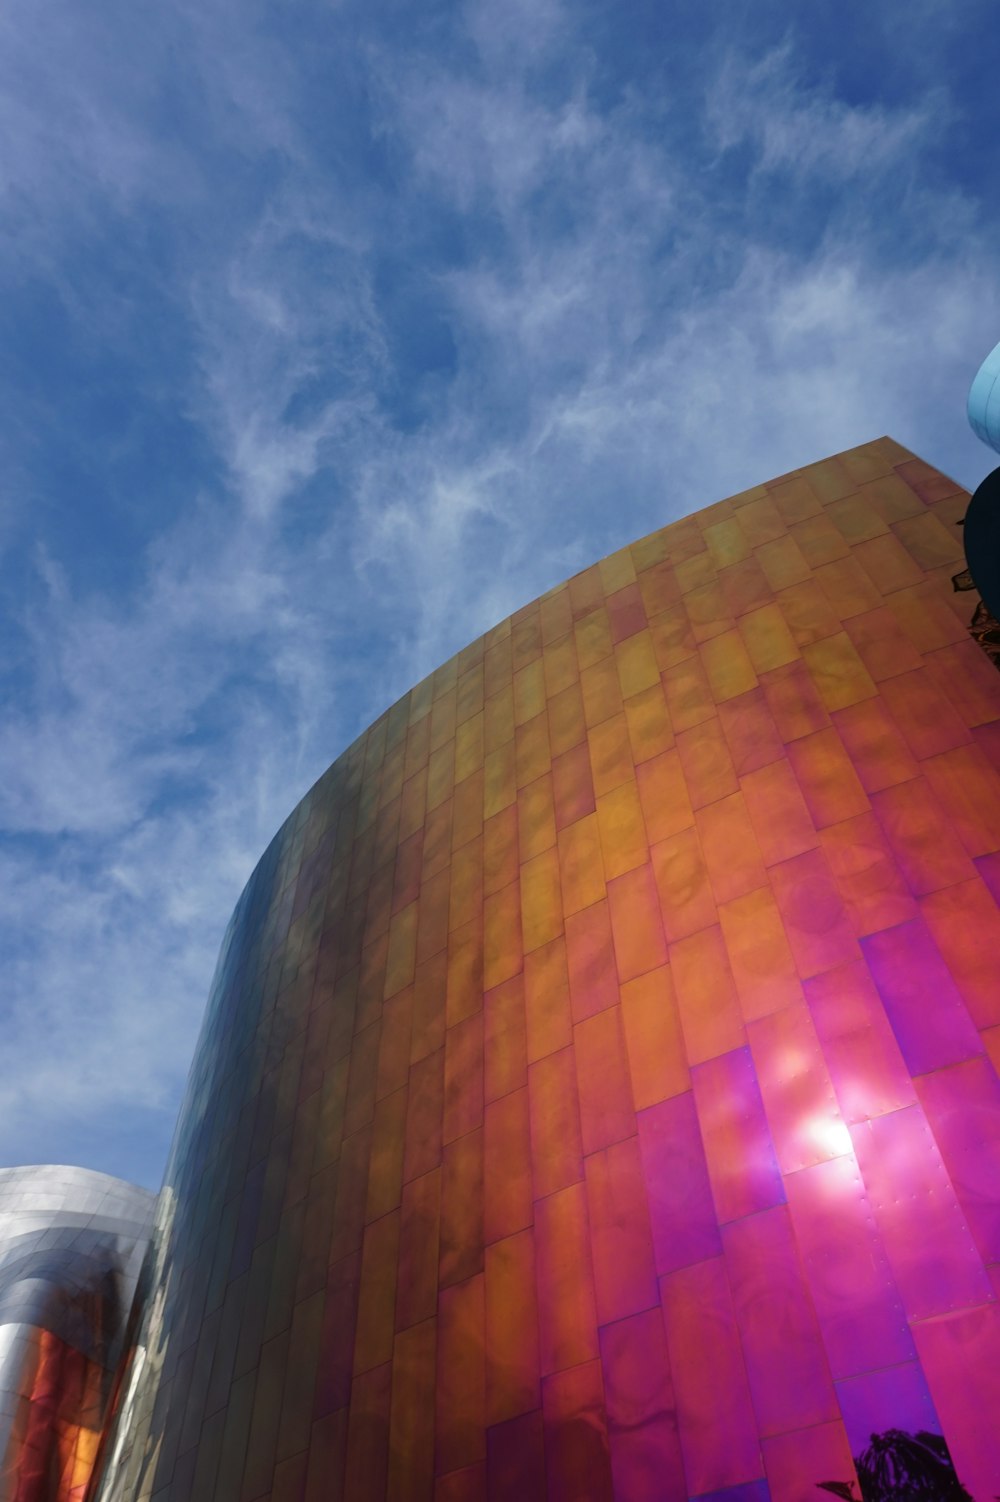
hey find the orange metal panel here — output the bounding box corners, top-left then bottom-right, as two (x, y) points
(650, 827), (717, 944)
(483, 973), (527, 1103)
(741, 759), (819, 866)
(622, 682), (674, 764)
(439, 1129), (484, 1290)
(606, 862), (668, 983)
(483, 879), (522, 992)
(739, 602), (801, 673)
(514, 713), (550, 790)
(436, 1276), (486, 1474)
(921, 878), (1000, 1028)
(354, 1212), (401, 1376)
(588, 713), (634, 797)
(670, 925), (744, 1065)
(619, 965), (689, 1110)
(698, 628), (758, 702)
(574, 607), (613, 673)
(483, 1087), (532, 1245)
(674, 719), (738, 809)
(718, 884), (801, 1021)
(636, 749), (695, 844)
(528, 1047), (584, 1199)
(872, 776), (977, 894)
(580, 656), (624, 729)
(396, 1170), (442, 1332)
(443, 1014), (484, 1147)
(661, 655), (715, 731)
(533, 1181), (600, 1376)
(614, 629), (661, 698)
(694, 791), (767, 904)
(595, 781), (648, 879)
(520, 847), (563, 954)
(484, 1229), (540, 1426)
(574, 1006), (635, 1156)
(482, 805), (518, 898)
(523, 937), (573, 1064)
(786, 726), (870, 828)
(565, 899), (618, 1021)
(819, 809), (917, 935)
(776, 576), (843, 648)
(921, 742), (1000, 857)
(717, 686), (784, 774)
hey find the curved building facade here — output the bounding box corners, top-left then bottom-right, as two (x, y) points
(94, 437), (1000, 1502)
(0, 1166), (154, 1501)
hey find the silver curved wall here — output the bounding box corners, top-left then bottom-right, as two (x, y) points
(0, 1166), (154, 1501)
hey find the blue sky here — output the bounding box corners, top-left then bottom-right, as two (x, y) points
(2, 0), (999, 1192)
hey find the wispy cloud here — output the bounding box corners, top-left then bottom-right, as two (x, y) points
(0, 0), (996, 1188)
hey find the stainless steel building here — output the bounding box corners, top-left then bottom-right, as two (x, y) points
(0, 1166), (154, 1501)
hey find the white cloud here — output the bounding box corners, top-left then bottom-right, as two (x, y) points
(1, 0), (997, 1189)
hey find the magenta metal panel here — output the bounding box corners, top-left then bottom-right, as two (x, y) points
(747, 1002), (848, 1173)
(851, 1104), (995, 1320)
(660, 1258), (764, 1496)
(835, 1361), (942, 1469)
(783, 1153), (914, 1380)
(598, 1308), (687, 1502)
(636, 1091), (722, 1276)
(805, 960), (916, 1123)
(692, 1048), (784, 1224)
(722, 1205), (839, 1438)
(911, 1302), (1000, 1502)
(915, 1057), (1000, 1266)
(861, 918), (984, 1075)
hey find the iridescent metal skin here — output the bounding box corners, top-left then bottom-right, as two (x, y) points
(0, 1167), (154, 1502)
(92, 440), (1000, 1501)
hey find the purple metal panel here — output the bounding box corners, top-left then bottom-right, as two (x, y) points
(851, 1105), (994, 1320)
(861, 919), (983, 1076)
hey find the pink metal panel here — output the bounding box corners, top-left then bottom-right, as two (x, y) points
(819, 810), (917, 937)
(583, 1136), (659, 1326)
(574, 1006), (636, 1156)
(783, 1153), (913, 1380)
(911, 1302), (1000, 1502)
(692, 1048), (784, 1224)
(861, 918), (983, 1075)
(920, 878), (1000, 1028)
(916, 1058), (1000, 1266)
(806, 960), (916, 1123)
(599, 1307), (687, 1502)
(768, 847), (860, 980)
(747, 1003), (849, 1173)
(851, 1104), (994, 1320)
(637, 1091), (722, 1275)
(761, 1420), (858, 1502)
(723, 1205), (839, 1436)
(660, 1257), (763, 1495)
(541, 1360), (615, 1502)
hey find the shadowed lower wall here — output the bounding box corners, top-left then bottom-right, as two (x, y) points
(91, 437), (1000, 1502)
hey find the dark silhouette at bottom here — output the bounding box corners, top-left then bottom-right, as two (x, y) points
(818, 1429), (972, 1501)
